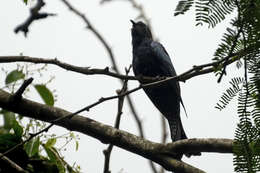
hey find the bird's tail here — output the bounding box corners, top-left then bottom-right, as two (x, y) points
(168, 117), (202, 160)
(167, 118), (187, 161)
(168, 118), (187, 142)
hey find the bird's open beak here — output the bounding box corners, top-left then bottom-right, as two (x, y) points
(130, 20), (136, 26)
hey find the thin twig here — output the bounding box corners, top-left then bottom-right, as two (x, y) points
(159, 116), (168, 173)
(103, 66), (130, 173)
(60, 0), (117, 71)
(0, 123), (52, 160)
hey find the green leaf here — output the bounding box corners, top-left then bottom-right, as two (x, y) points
(0, 134), (21, 150)
(44, 145), (57, 162)
(5, 70), (25, 84)
(0, 110), (23, 137)
(23, 0), (28, 4)
(24, 137), (40, 157)
(34, 85), (54, 106)
(43, 145), (65, 173)
(45, 138), (56, 148)
(1, 110), (15, 131)
(12, 120), (23, 138)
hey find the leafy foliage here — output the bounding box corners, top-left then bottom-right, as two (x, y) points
(215, 77), (244, 110)
(174, 0), (194, 16)
(233, 61), (260, 172)
(213, 22), (244, 62)
(175, 0), (260, 172)
(174, 0), (236, 27)
(0, 65), (80, 173)
(195, 0), (236, 27)
(24, 136), (40, 157)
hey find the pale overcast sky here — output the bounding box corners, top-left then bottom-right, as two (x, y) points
(1, 1), (240, 172)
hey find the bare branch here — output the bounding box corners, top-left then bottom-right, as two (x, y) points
(0, 50), (245, 83)
(60, 0), (117, 72)
(165, 138), (233, 154)
(0, 56), (136, 80)
(10, 77), (33, 102)
(159, 116), (168, 173)
(103, 66), (130, 173)
(0, 88), (233, 173)
(126, 96), (145, 137)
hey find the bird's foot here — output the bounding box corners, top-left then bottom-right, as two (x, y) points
(185, 151), (202, 158)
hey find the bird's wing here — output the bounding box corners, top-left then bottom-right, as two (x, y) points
(150, 41), (175, 75)
(150, 41), (188, 117)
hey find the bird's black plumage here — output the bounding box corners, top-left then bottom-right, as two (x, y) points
(130, 20), (187, 147)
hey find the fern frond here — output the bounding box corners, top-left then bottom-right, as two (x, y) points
(174, 0), (260, 171)
(174, 0), (194, 16)
(234, 55), (260, 173)
(234, 86), (260, 173)
(213, 23), (243, 62)
(215, 77), (244, 110)
(195, 0), (236, 27)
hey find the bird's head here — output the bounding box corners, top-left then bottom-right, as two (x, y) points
(130, 20), (153, 44)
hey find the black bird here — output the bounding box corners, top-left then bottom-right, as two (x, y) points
(130, 20), (187, 152)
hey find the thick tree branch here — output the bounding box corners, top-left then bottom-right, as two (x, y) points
(166, 138), (233, 154)
(0, 89), (233, 173)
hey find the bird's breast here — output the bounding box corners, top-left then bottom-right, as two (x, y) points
(133, 49), (164, 77)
